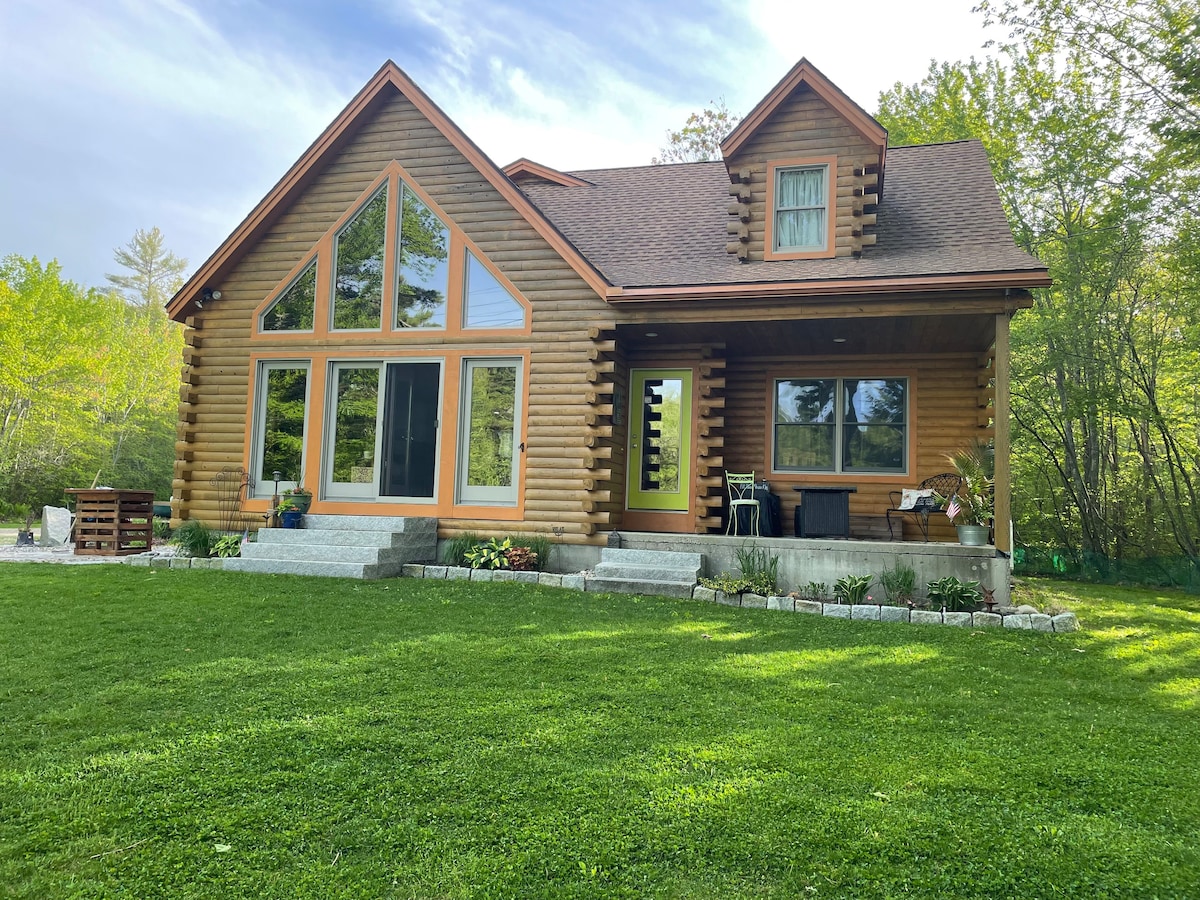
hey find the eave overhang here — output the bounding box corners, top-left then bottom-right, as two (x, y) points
(604, 270), (1051, 303)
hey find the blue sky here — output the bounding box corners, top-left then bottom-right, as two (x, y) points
(0, 0), (1002, 290)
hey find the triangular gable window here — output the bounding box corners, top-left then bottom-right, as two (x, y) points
(261, 259), (316, 331)
(396, 184), (450, 328)
(464, 251), (526, 330)
(332, 186), (387, 330)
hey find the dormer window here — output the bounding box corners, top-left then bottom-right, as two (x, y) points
(765, 156), (837, 260)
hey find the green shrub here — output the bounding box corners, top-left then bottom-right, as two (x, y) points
(465, 537), (514, 570)
(171, 520), (215, 558)
(735, 543), (779, 595)
(212, 534), (242, 558)
(878, 561), (917, 606)
(152, 519), (172, 540)
(700, 573), (770, 595)
(510, 534), (551, 571)
(927, 576), (982, 611)
(798, 581), (828, 602)
(833, 574), (873, 605)
(443, 533), (481, 567)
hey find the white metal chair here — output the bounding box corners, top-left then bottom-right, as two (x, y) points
(725, 471), (761, 536)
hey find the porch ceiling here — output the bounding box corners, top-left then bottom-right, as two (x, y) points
(618, 314), (997, 357)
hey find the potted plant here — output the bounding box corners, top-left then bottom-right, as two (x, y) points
(942, 440), (994, 546)
(276, 496), (304, 529)
(280, 484), (313, 515)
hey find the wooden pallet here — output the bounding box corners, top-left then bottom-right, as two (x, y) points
(66, 489), (155, 556)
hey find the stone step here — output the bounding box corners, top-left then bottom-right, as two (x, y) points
(240, 541), (414, 564)
(256, 527), (432, 550)
(222, 557), (406, 580)
(585, 576), (698, 599)
(590, 563), (702, 583)
(600, 547), (703, 570)
(300, 514), (437, 533)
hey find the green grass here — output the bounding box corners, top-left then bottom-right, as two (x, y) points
(0, 568), (1197, 899)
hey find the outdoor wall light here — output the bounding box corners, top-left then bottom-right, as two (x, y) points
(198, 288), (222, 307)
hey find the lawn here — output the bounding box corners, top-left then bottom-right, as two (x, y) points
(0, 566), (1197, 898)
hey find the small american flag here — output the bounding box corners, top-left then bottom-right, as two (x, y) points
(945, 496), (962, 523)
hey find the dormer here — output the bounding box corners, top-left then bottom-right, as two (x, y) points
(719, 59), (887, 262)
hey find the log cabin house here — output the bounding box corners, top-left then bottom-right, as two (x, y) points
(166, 58), (1049, 575)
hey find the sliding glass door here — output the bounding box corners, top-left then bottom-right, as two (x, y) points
(324, 361), (441, 500)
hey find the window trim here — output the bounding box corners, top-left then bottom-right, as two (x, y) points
(771, 375), (909, 476)
(249, 359), (312, 498)
(329, 184), (390, 332)
(456, 357), (523, 506)
(764, 156), (837, 261)
(258, 257), (318, 334)
(252, 161), (532, 341)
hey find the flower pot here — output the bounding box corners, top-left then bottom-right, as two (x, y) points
(280, 509), (303, 529)
(956, 524), (990, 546)
(286, 493), (312, 514)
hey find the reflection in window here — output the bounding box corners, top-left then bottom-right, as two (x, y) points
(774, 377), (906, 473)
(396, 185), (449, 328)
(261, 261), (316, 331)
(257, 364), (308, 486)
(332, 367), (380, 483)
(332, 188), (387, 329)
(843, 379), (906, 471)
(464, 252), (525, 329)
(467, 365), (516, 487)
(774, 379), (837, 471)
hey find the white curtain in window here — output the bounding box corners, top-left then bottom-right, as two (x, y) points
(776, 168), (825, 249)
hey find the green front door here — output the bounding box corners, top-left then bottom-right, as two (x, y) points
(627, 369), (692, 511)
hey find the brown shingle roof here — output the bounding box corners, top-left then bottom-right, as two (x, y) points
(515, 140), (1046, 289)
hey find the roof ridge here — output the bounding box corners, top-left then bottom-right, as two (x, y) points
(887, 138), (982, 150)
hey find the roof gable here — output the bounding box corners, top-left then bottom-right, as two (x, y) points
(503, 158), (592, 187)
(720, 58), (888, 178)
(168, 61), (608, 320)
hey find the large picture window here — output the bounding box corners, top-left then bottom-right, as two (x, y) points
(251, 361), (310, 496)
(458, 359), (522, 504)
(774, 377), (907, 474)
(332, 187), (387, 330)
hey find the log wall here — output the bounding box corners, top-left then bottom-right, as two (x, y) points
(721, 352), (995, 542)
(175, 86), (613, 543)
(725, 84), (881, 261)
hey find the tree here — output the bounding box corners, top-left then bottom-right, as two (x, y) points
(651, 100), (741, 164)
(876, 40), (1200, 565)
(105, 226), (188, 311)
(977, 1), (1200, 139)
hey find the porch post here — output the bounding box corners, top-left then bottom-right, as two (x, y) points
(993, 313), (1012, 554)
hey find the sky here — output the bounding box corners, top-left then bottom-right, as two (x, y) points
(0, 0), (1006, 290)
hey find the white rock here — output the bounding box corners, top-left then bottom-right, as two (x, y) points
(40, 506), (73, 546)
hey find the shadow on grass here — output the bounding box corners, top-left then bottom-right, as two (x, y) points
(1, 565), (1199, 898)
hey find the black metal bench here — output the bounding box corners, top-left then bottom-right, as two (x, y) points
(886, 473), (962, 541)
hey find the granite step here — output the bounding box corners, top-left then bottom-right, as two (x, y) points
(223, 557), (406, 580)
(240, 541), (418, 564)
(585, 547), (704, 599)
(256, 527), (432, 549)
(301, 514), (437, 533)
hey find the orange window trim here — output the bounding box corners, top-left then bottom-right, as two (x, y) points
(764, 156), (838, 261)
(250, 160), (532, 344)
(242, 348), (529, 519)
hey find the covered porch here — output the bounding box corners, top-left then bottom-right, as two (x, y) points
(598, 297), (1016, 558)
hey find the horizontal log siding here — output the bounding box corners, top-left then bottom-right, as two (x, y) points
(722, 352), (993, 542)
(727, 85), (880, 262)
(174, 87), (611, 543)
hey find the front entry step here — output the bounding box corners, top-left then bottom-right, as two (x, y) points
(586, 547), (703, 599)
(224, 516), (437, 580)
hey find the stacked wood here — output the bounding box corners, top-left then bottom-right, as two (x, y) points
(694, 348), (727, 532)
